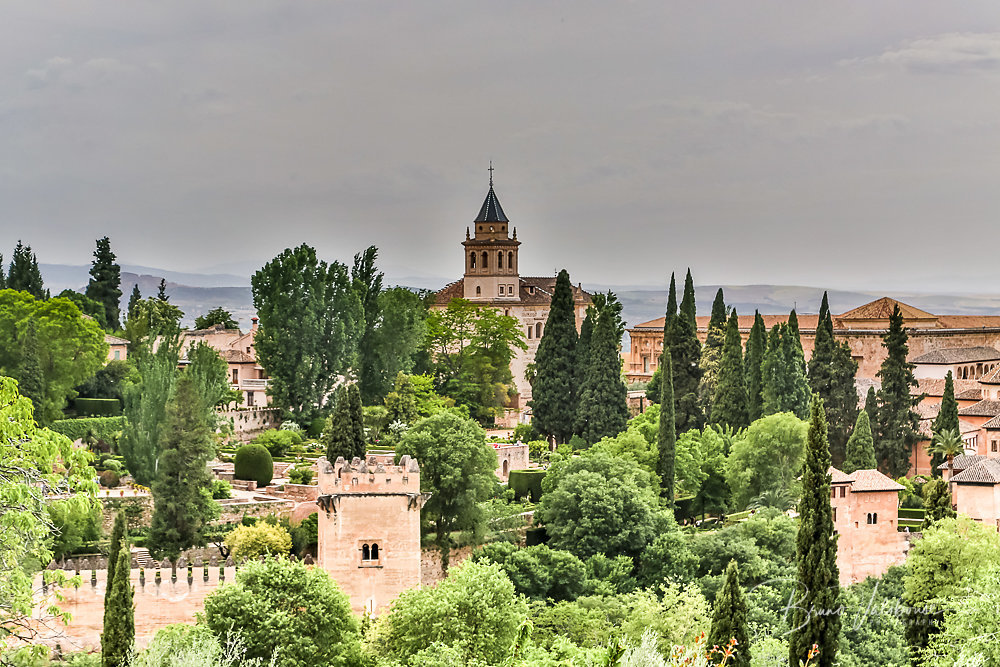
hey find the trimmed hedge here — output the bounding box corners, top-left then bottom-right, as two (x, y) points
(75, 398), (122, 416)
(898, 508), (927, 520)
(50, 416), (127, 444)
(508, 469), (546, 503)
(234, 443), (274, 487)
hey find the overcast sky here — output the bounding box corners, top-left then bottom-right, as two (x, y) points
(2, 2), (999, 291)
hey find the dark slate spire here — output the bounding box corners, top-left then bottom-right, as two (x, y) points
(475, 164), (508, 222)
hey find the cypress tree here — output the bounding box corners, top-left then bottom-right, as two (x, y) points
(127, 285), (141, 321)
(809, 293), (859, 464)
(808, 293), (836, 408)
(680, 269), (697, 330)
(789, 395), (841, 666)
(744, 311), (766, 422)
(576, 306), (594, 393)
(7, 240), (45, 299)
(930, 371), (959, 476)
(761, 324), (786, 416)
(864, 385), (879, 429)
(646, 273), (679, 404)
(875, 305), (921, 477)
(707, 560), (751, 667)
(0, 255), (5, 289)
(346, 383), (365, 458)
(86, 236), (123, 331)
(842, 410), (877, 473)
(103, 513), (127, 636)
(101, 544), (134, 667)
(577, 307), (629, 444)
(531, 269), (579, 443)
(705, 288), (727, 353)
(699, 289), (727, 418)
(17, 319), (45, 419)
(323, 386), (365, 461)
(665, 272), (678, 330)
(148, 374), (218, 560)
(657, 346), (676, 506)
(711, 311), (748, 429)
(783, 311), (810, 418)
(668, 269), (703, 433)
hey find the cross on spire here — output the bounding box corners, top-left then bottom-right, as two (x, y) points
(488, 161), (494, 187)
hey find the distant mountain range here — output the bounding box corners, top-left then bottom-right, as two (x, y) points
(40, 263), (1000, 335)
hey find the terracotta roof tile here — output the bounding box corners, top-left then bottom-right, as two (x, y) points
(911, 347), (1000, 364)
(845, 469), (905, 492)
(956, 387), (984, 400)
(959, 400), (1000, 418)
(980, 365), (1000, 384)
(104, 334), (129, 345)
(837, 297), (935, 321)
(937, 454), (986, 471)
(983, 415), (1000, 429)
(950, 458), (1000, 484)
(829, 467), (852, 483)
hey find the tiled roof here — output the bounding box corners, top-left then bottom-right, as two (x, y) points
(475, 185), (508, 223)
(845, 469), (905, 492)
(837, 297), (935, 321)
(935, 315), (1000, 330)
(105, 334), (128, 345)
(221, 349), (255, 363)
(829, 467), (852, 484)
(983, 415), (1000, 429)
(956, 387), (984, 400)
(959, 400), (1000, 418)
(434, 277), (591, 307)
(916, 402), (940, 420)
(980, 365), (1000, 384)
(937, 454), (986, 471)
(911, 347), (1000, 365)
(950, 458), (1000, 484)
(634, 313), (822, 332)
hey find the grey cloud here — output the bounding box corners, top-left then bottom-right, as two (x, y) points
(842, 32), (1000, 73)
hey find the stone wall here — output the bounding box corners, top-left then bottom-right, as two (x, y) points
(220, 407), (281, 441)
(833, 488), (909, 585)
(215, 496), (294, 523)
(494, 443), (529, 481)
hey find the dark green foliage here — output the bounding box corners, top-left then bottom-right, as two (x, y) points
(843, 410), (877, 473)
(252, 244), (363, 424)
(921, 478), (956, 526)
(865, 385), (879, 430)
(707, 561), (751, 667)
(85, 237), (122, 331)
(711, 311), (749, 430)
(234, 443), (274, 487)
(930, 371), (959, 476)
(744, 311), (766, 422)
(657, 347), (676, 504)
(47, 498), (103, 559)
(576, 305), (628, 444)
(668, 269), (703, 433)
(99, 470), (120, 487)
(530, 269), (579, 443)
(808, 293), (859, 464)
(121, 333), (180, 485)
(0, 255), (4, 289)
(471, 543), (588, 601)
(762, 321), (809, 418)
(58, 289), (108, 330)
(322, 385), (365, 462)
(875, 306), (921, 477)
(705, 289), (727, 352)
(7, 240), (45, 299)
(104, 513), (126, 633)
(156, 278), (167, 301)
(186, 341), (238, 412)
(149, 374), (219, 560)
(194, 307), (239, 330)
(75, 398), (121, 416)
(352, 245), (383, 402)
(101, 545), (134, 667)
(590, 291), (625, 345)
(788, 395), (841, 666)
(508, 469), (546, 502)
(575, 305), (594, 395)
(784, 312), (810, 418)
(51, 416), (126, 445)
(17, 319), (45, 418)
(253, 428), (303, 457)
(77, 360), (136, 404)
(127, 284), (141, 321)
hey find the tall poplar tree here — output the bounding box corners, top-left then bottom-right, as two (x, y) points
(930, 371), (959, 476)
(148, 374), (219, 560)
(669, 269), (703, 433)
(86, 236), (122, 331)
(101, 544), (134, 667)
(7, 241), (45, 299)
(17, 319), (45, 419)
(744, 311), (766, 422)
(708, 560), (751, 667)
(711, 311), (748, 429)
(531, 269), (579, 443)
(577, 307), (628, 444)
(842, 410), (877, 473)
(658, 347), (676, 506)
(875, 305), (921, 477)
(789, 395), (841, 666)
(121, 334), (180, 486)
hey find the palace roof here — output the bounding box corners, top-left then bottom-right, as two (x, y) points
(937, 454), (986, 472)
(837, 297), (934, 321)
(434, 276), (590, 307)
(911, 347), (1000, 365)
(950, 458), (1000, 485)
(828, 467), (904, 492)
(914, 377), (982, 399)
(959, 400), (1000, 418)
(475, 185), (508, 223)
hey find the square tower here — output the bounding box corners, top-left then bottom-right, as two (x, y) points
(463, 178), (521, 301)
(316, 455), (426, 615)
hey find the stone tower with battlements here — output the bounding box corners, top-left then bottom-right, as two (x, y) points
(316, 454), (426, 615)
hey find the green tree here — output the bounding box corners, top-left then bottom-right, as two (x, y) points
(76, 360), (136, 404)
(669, 269), (703, 433)
(930, 371), (959, 476)
(383, 373), (450, 426)
(362, 286), (428, 404)
(323, 385), (366, 462)
(761, 322), (809, 419)
(46, 497), (102, 561)
(101, 544), (134, 667)
(352, 245), (384, 403)
(7, 241), (45, 299)
(707, 561), (751, 667)
(471, 543), (588, 602)
(251, 244), (363, 424)
(530, 269), (579, 444)
(121, 333), (180, 485)
(576, 304), (595, 395)
(126, 285), (141, 321)
(927, 428), (964, 485)
(0, 255), (4, 290)
(876, 305), (921, 477)
(103, 513), (126, 636)
(202, 558), (362, 667)
(784, 312), (811, 418)
(699, 289), (727, 416)
(864, 385), (879, 434)
(58, 289), (108, 331)
(16, 319), (45, 419)
(726, 413), (808, 510)
(658, 347), (677, 504)
(85, 236), (123, 331)
(396, 411), (497, 571)
(156, 278), (168, 301)
(921, 478), (956, 527)
(922, 562), (1000, 665)
(809, 293), (860, 463)
(744, 311), (766, 422)
(223, 523), (292, 562)
(842, 410), (877, 473)
(193, 307), (238, 330)
(788, 395), (841, 667)
(148, 374), (219, 560)
(123, 296), (183, 358)
(711, 311), (748, 430)
(185, 341), (238, 413)
(576, 304), (629, 444)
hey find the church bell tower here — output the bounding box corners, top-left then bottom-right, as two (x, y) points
(463, 166), (521, 301)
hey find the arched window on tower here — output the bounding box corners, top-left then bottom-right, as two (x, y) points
(535, 322), (542, 338)
(498, 251), (504, 269)
(482, 251), (488, 269)
(470, 252), (476, 269)
(476, 286), (481, 296)
(362, 544), (371, 560)
(508, 251), (513, 270)
(370, 543), (379, 560)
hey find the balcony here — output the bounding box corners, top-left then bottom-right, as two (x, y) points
(231, 378), (270, 391)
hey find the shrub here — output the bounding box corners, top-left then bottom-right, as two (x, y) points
(223, 523), (292, 562)
(74, 397), (122, 416)
(508, 469), (546, 503)
(50, 416), (126, 445)
(234, 444), (273, 487)
(252, 429), (302, 457)
(291, 513), (319, 558)
(307, 418), (325, 438)
(211, 479), (232, 499)
(99, 470), (120, 488)
(288, 465), (313, 485)
(512, 422), (539, 443)
(568, 434), (587, 451)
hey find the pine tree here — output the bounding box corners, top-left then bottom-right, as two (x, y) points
(930, 371), (959, 476)
(808, 293), (859, 464)
(577, 307), (629, 444)
(127, 285), (141, 321)
(744, 311), (766, 422)
(323, 386), (365, 461)
(17, 319), (45, 419)
(148, 374), (219, 560)
(707, 560), (751, 667)
(842, 410), (877, 473)
(156, 278), (168, 301)
(658, 346), (676, 506)
(101, 544), (134, 667)
(86, 236), (123, 331)
(789, 395), (841, 666)
(531, 269), (579, 443)
(103, 513), (127, 637)
(711, 311), (748, 429)
(668, 269), (703, 433)
(7, 240), (45, 299)
(875, 305), (921, 477)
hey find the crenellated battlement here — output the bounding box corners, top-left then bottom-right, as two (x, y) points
(317, 455), (420, 495)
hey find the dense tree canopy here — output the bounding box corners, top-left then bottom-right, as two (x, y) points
(576, 303), (629, 444)
(726, 412), (808, 510)
(193, 307), (239, 330)
(876, 305), (921, 477)
(530, 269), (578, 444)
(85, 236), (123, 331)
(7, 241), (45, 299)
